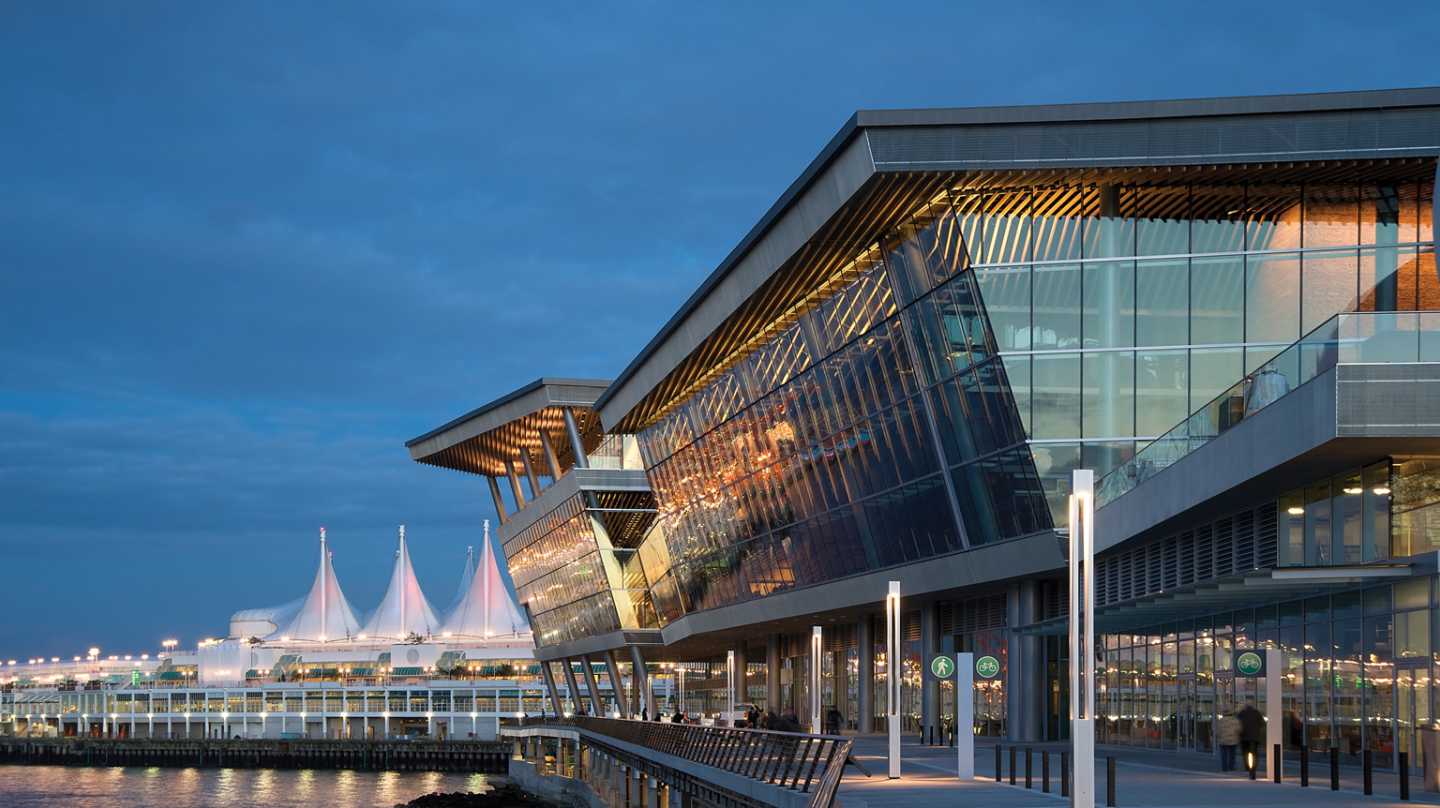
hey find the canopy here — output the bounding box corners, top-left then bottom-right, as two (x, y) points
(361, 525), (441, 639)
(278, 528), (363, 642)
(442, 520), (529, 638)
(442, 545), (476, 619)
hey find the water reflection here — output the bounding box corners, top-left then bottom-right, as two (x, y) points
(0, 765), (493, 808)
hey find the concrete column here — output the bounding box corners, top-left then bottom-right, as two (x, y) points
(732, 645), (748, 707)
(857, 617), (874, 733)
(921, 602), (940, 742)
(561, 658), (586, 713)
(541, 661), (564, 716)
(520, 451), (541, 498)
(580, 655), (605, 717)
(507, 460), (528, 509)
(486, 475), (509, 524)
(833, 647), (850, 731)
(628, 646), (653, 719)
(563, 407), (589, 468)
(1005, 580), (1043, 741)
(765, 635), (781, 714)
(540, 429), (564, 480)
(604, 651), (629, 718)
(648, 781), (664, 808)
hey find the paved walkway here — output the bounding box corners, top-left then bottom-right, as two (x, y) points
(838, 734), (1437, 808)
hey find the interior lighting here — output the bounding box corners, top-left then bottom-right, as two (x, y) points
(1374, 486), (1392, 496)
(1286, 506), (1305, 516)
(1342, 486), (1363, 495)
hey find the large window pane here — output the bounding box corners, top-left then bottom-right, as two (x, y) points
(1083, 185), (1136, 259)
(1302, 249), (1358, 333)
(1246, 252), (1300, 345)
(1083, 261), (1135, 349)
(1081, 440), (1135, 478)
(1136, 350), (1188, 436)
(1033, 185), (1084, 261)
(1136, 185), (1190, 256)
(1032, 263), (1081, 349)
(1280, 490), (1305, 566)
(1333, 472), (1363, 565)
(1030, 442), (1080, 527)
(1137, 258), (1188, 347)
(1189, 347), (1243, 411)
(1082, 351), (1135, 439)
(1245, 184), (1303, 252)
(978, 188), (1032, 265)
(1031, 353), (1081, 439)
(1304, 183), (1360, 249)
(1305, 482), (1333, 565)
(974, 265), (1031, 350)
(1360, 246), (1417, 311)
(1191, 256), (1244, 345)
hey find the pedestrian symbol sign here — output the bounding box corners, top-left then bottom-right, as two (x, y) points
(930, 655), (955, 679)
(975, 655), (1000, 679)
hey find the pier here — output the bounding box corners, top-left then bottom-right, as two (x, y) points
(0, 738), (509, 773)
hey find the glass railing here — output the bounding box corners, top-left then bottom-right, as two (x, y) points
(1097, 311), (1440, 507)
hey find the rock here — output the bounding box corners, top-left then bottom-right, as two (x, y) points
(397, 783), (558, 808)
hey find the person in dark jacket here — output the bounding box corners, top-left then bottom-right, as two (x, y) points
(1237, 703), (1264, 769)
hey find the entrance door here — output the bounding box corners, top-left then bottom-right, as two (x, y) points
(1175, 676), (1194, 750)
(1398, 664), (1430, 767)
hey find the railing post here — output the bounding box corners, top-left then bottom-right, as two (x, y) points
(1330, 745), (1339, 791)
(1025, 747), (1032, 789)
(1042, 749), (1050, 793)
(1363, 749), (1373, 795)
(1401, 751), (1411, 801)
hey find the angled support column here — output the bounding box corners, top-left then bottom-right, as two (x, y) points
(520, 451), (541, 498)
(604, 650), (629, 719)
(921, 602), (940, 742)
(561, 658), (585, 714)
(541, 660), (564, 717)
(628, 645), (653, 719)
(540, 428), (564, 480)
(580, 655), (605, 717)
(563, 407), (589, 469)
(486, 476), (509, 525)
(507, 460), (527, 509)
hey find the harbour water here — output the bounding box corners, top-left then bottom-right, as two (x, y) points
(0, 765), (496, 807)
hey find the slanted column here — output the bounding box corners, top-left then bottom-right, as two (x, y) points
(541, 661), (564, 717)
(857, 617), (874, 733)
(628, 646), (653, 719)
(507, 460), (528, 509)
(520, 451), (541, 498)
(540, 429), (564, 480)
(561, 658), (585, 714)
(765, 635), (781, 714)
(604, 651), (629, 718)
(563, 407), (589, 469)
(487, 476), (509, 525)
(580, 655), (605, 716)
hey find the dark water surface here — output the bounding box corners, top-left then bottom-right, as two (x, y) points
(0, 764), (496, 807)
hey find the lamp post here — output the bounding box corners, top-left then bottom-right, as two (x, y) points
(1068, 469), (1097, 808)
(886, 580), (901, 779)
(725, 651), (735, 726)
(810, 626), (823, 733)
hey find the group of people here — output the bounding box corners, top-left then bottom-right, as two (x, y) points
(1215, 704), (1265, 772)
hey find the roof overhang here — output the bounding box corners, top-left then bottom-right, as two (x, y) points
(595, 87), (1440, 434)
(1021, 561), (1428, 636)
(407, 378), (610, 477)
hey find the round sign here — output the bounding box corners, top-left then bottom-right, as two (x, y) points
(930, 656), (955, 679)
(1236, 651), (1263, 676)
(975, 655), (1001, 679)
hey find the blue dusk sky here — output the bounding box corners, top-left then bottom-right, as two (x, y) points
(1, 2), (1436, 658)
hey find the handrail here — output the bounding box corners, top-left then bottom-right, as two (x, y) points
(538, 716), (852, 808)
(1097, 310), (1440, 507)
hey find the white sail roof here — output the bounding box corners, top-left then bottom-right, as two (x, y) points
(361, 525), (441, 640)
(442, 520), (529, 638)
(442, 545), (476, 619)
(278, 528), (363, 642)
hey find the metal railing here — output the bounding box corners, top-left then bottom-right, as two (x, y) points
(555, 716), (852, 808)
(1097, 311), (1440, 507)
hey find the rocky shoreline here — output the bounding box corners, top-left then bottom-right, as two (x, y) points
(396, 783), (560, 808)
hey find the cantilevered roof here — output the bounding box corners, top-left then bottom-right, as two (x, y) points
(595, 86), (1440, 433)
(407, 377), (611, 477)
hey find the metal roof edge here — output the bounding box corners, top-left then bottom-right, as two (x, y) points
(405, 377), (612, 448)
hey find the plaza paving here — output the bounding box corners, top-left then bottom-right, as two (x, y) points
(839, 735), (1439, 808)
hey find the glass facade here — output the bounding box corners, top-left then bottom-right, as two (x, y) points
(635, 169), (1434, 624)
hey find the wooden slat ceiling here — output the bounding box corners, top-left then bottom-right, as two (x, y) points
(412, 406), (605, 478)
(614, 158), (1434, 433)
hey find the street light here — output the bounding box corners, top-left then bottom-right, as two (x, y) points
(1068, 469), (1096, 808)
(885, 580), (901, 779)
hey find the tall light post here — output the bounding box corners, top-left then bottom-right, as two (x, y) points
(725, 651), (735, 726)
(885, 580), (901, 779)
(1068, 469), (1096, 808)
(810, 626), (823, 733)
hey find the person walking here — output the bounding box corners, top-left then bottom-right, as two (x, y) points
(1217, 711), (1241, 771)
(1237, 703), (1264, 772)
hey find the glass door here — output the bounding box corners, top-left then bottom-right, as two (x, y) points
(1397, 664), (1430, 767)
(1175, 675), (1195, 750)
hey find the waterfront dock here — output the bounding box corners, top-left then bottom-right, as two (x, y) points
(0, 738), (509, 773)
